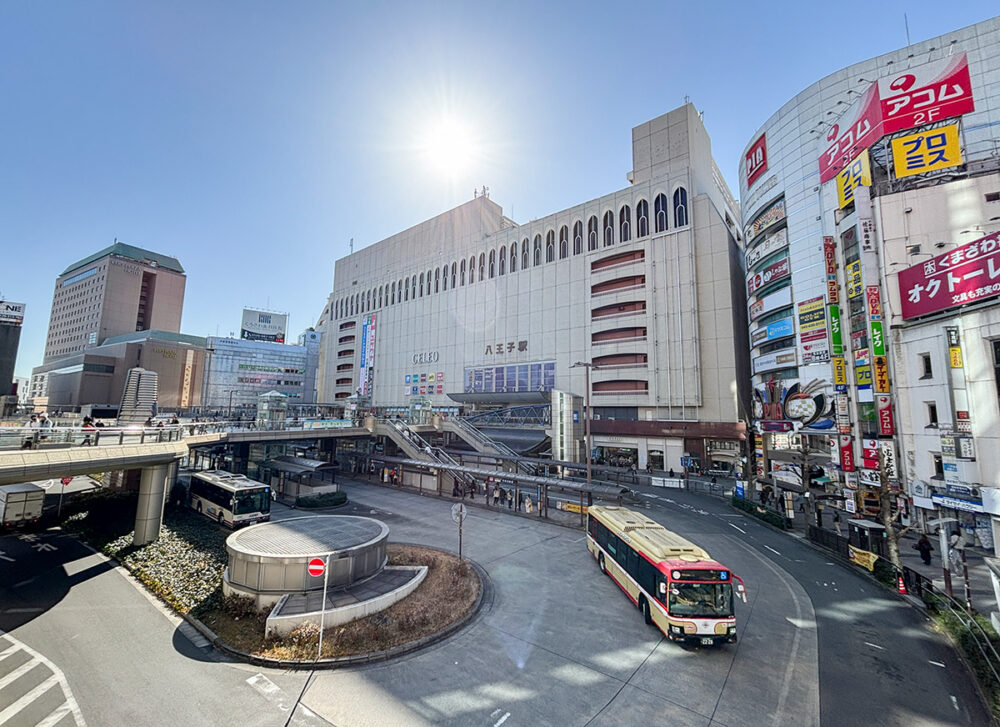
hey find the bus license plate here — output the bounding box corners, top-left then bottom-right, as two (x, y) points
(700, 637), (713, 646)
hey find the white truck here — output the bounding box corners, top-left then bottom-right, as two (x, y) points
(0, 483), (45, 529)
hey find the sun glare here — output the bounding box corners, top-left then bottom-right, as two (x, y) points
(420, 116), (478, 177)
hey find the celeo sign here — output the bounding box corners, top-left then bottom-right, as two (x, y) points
(897, 229), (1000, 319)
(819, 52), (975, 183)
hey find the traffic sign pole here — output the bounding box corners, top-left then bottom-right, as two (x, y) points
(459, 516), (463, 560)
(317, 555), (329, 660)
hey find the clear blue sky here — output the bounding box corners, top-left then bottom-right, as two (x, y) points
(3, 2), (997, 380)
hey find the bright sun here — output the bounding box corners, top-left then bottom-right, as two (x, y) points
(420, 116), (478, 177)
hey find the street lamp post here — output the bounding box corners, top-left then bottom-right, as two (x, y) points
(571, 362), (594, 489)
(228, 390), (235, 420)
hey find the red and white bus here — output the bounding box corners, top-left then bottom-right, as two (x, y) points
(587, 505), (746, 646)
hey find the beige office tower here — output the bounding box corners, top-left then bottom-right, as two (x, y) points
(42, 242), (186, 363)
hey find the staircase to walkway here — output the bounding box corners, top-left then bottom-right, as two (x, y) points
(442, 418), (536, 476)
(374, 419), (477, 491)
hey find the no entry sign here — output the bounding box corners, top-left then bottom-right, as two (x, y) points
(307, 558), (326, 577)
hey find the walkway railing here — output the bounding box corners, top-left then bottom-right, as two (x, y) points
(0, 425), (185, 451)
(451, 418), (536, 477)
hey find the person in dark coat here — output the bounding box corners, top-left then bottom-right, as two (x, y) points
(914, 534), (933, 566)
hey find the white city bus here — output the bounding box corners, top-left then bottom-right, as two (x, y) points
(189, 470), (271, 528)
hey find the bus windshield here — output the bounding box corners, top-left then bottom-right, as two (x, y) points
(233, 490), (271, 515)
(668, 582), (733, 618)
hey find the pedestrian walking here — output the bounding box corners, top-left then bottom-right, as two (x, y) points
(517, 490), (524, 512)
(21, 414), (39, 449)
(38, 413), (52, 441)
(669, 468), (675, 478)
(507, 488), (514, 509)
(914, 534), (933, 566)
(81, 416), (97, 446)
(493, 485), (500, 505)
(832, 510), (842, 536)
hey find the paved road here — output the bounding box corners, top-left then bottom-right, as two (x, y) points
(0, 480), (990, 726)
(0, 530), (329, 727)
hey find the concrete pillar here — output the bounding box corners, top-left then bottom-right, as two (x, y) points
(134, 463), (170, 546)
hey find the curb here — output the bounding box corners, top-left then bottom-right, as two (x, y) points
(187, 545), (493, 670)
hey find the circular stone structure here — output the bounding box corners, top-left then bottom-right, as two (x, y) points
(223, 515), (389, 607)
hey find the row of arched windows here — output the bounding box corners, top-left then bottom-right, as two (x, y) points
(333, 188), (689, 319)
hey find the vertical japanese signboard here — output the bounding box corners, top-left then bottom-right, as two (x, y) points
(836, 150), (872, 208)
(839, 434), (856, 471)
(797, 296), (830, 364)
(876, 394), (895, 435)
(359, 314), (377, 396)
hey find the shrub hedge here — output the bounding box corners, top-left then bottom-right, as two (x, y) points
(296, 491), (347, 508)
(730, 495), (788, 529)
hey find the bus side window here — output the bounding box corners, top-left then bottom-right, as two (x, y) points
(656, 575), (667, 604)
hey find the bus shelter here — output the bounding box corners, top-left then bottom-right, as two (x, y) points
(259, 455), (339, 503)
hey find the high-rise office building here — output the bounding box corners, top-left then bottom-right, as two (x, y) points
(0, 301), (26, 397)
(42, 241), (186, 363)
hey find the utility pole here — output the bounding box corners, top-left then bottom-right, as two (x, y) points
(571, 361), (595, 490)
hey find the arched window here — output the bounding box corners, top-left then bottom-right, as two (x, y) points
(603, 211), (614, 247)
(489, 249), (496, 278)
(451, 262), (457, 289)
(522, 238), (529, 269)
(673, 187), (688, 227)
(478, 253), (485, 281)
(636, 199), (649, 238)
(499, 250), (506, 275)
(378, 286), (383, 308)
(398, 279), (403, 302)
(419, 272), (424, 297)
(460, 259), (466, 286)
(620, 205), (631, 243)
(559, 225), (568, 259)
(434, 268), (440, 293)
(655, 193), (668, 232)
(510, 243), (518, 273)
(442, 265), (448, 291)
(588, 215), (599, 250)
(546, 230), (555, 262)
(469, 256), (476, 284)
(573, 220), (583, 255)
(533, 234), (542, 266)
(411, 276), (416, 300)
(390, 282), (395, 304)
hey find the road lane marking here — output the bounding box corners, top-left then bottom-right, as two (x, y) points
(493, 711), (511, 726)
(0, 657), (40, 689)
(864, 642), (884, 650)
(764, 545), (781, 556)
(35, 702), (75, 727)
(951, 695), (959, 710)
(0, 643), (18, 661)
(0, 674), (60, 724)
(0, 629), (86, 726)
(728, 523), (746, 534)
(929, 661), (946, 668)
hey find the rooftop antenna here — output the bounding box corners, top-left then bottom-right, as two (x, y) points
(349, 237), (354, 254)
(904, 13), (911, 46)
(684, 94), (690, 104)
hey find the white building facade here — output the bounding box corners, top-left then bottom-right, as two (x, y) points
(739, 16), (1000, 544)
(316, 104), (751, 473)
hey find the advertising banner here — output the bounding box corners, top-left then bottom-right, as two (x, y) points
(819, 52), (974, 182)
(748, 256), (790, 295)
(876, 394), (895, 435)
(824, 237), (839, 304)
(0, 301), (25, 326)
(747, 227), (789, 268)
(870, 320), (885, 357)
(751, 316), (795, 346)
(863, 438), (879, 469)
(753, 349), (798, 374)
(847, 260), (863, 298)
(832, 357), (848, 391)
(839, 434), (856, 471)
(950, 346), (964, 367)
(881, 440), (898, 480)
(797, 296), (830, 364)
(745, 133), (768, 188)
(892, 124), (962, 179)
(240, 308), (288, 343)
(358, 314), (377, 396)
(836, 150), (872, 208)
(898, 229), (1000, 319)
(749, 286), (793, 322)
(873, 355), (890, 393)
(866, 285), (883, 319)
(745, 198), (786, 244)
(828, 304), (844, 355)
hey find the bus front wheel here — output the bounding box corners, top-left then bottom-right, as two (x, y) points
(598, 553), (606, 574)
(640, 598), (652, 625)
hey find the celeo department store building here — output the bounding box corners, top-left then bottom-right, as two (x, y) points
(316, 104), (751, 473)
(738, 16), (1000, 547)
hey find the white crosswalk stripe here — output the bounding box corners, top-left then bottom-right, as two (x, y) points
(0, 631), (86, 727)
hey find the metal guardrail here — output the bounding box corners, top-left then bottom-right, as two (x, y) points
(0, 425), (186, 450)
